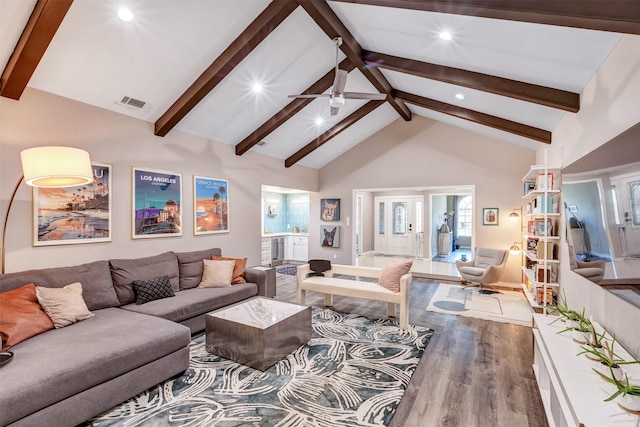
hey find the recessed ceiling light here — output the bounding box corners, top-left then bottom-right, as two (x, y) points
(439, 31), (452, 41)
(118, 7), (134, 22)
(315, 117), (324, 125)
(252, 83), (263, 93)
(455, 93), (465, 100)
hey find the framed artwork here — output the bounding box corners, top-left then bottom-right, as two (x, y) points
(320, 225), (340, 248)
(536, 173), (554, 191)
(33, 162), (112, 246)
(193, 176), (229, 235)
(535, 218), (553, 236)
(482, 208), (499, 226)
(132, 167), (182, 239)
(523, 182), (536, 195)
(320, 198), (340, 221)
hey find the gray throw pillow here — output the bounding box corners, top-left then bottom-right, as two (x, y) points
(132, 275), (175, 305)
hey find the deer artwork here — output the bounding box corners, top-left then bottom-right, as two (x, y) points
(322, 227), (337, 247)
(321, 200), (338, 221)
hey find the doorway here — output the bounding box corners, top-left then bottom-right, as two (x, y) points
(374, 195), (423, 256)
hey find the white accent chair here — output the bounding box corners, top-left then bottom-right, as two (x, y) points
(455, 248), (509, 293)
(568, 245), (605, 283)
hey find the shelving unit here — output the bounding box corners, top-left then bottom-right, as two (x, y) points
(520, 163), (561, 313)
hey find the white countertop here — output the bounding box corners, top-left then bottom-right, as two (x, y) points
(262, 233), (309, 237)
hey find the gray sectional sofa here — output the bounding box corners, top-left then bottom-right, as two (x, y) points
(0, 248), (270, 427)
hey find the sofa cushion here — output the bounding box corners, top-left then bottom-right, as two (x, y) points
(0, 307), (191, 427)
(0, 260), (119, 310)
(199, 259), (235, 288)
(120, 283), (258, 324)
(109, 252), (179, 305)
(175, 248), (222, 290)
(132, 275), (175, 305)
(377, 260), (413, 293)
(0, 283), (54, 351)
(36, 282), (94, 328)
(211, 255), (247, 284)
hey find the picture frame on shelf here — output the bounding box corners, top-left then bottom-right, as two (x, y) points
(536, 173), (554, 191)
(33, 162), (112, 246)
(482, 208), (499, 226)
(524, 181), (536, 195)
(131, 167), (182, 239)
(535, 218), (553, 236)
(193, 176), (229, 235)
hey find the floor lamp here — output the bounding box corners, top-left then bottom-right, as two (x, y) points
(1, 147), (94, 274)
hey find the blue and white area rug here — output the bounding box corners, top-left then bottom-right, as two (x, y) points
(88, 308), (433, 426)
(426, 283), (532, 327)
(276, 266), (297, 276)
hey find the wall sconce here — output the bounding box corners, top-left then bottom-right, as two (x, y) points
(1, 147), (93, 273)
(509, 242), (522, 255)
(509, 207), (522, 222)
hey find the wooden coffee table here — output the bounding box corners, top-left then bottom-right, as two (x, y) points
(205, 297), (311, 371)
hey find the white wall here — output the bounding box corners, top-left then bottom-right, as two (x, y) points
(0, 88), (318, 273)
(313, 115), (536, 282)
(545, 34), (640, 358)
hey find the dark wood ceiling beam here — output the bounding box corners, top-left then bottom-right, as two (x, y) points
(0, 0), (73, 100)
(235, 59), (355, 156)
(363, 50), (579, 112)
(395, 90), (551, 144)
(296, 0), (411, 121)
(285, 100), (385, 167)
(329, 0), (640, 34)
(154, 1), (298, 137)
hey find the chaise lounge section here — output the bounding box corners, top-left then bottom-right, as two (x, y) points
(0, 248), (269, 427)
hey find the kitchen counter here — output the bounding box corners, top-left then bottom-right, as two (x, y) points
(262, 232), (309, 237)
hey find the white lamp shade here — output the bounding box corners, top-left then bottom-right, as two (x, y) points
(21, 147), (94, 187)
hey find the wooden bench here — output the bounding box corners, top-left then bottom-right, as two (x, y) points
(296, 263), (412, 329)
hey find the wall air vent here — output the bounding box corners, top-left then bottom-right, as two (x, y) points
(117, 96), (148, 110)
(257, 141), (267, 146)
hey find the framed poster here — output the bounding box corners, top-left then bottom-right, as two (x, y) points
(321, 225), (340, 248)
(33, 162), (112, 246)
(193, 176), (229, 235)
(482, 208), (499, 226)
(320, 198), (340, 221)
(132, 167), (182, 239)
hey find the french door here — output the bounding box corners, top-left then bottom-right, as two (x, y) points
(614, 173), (640, 257)
(374, 196), (423, 256)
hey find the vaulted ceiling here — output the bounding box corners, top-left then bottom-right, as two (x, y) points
(2, 1), (638, 169)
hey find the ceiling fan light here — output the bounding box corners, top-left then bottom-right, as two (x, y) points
(329, 95), (345, 108)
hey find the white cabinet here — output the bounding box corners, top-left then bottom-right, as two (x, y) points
(292, 236), (308, 261)
(261, 237), (271, 266)
(533, 313), (640, 426)
(285, 236), (293, 261)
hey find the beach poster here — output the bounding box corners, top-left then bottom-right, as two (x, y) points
(33, 162), (112, 246)
(193, 176), (229, 235)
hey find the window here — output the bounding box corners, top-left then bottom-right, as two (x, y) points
(457, 196), (472, 236)
(393, 202), (407, 235)
(378, 202), (385, 235)
(630, 180), (640, 227)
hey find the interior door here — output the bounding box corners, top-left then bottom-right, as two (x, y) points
(617, 174), (640, 256)
(374, 196), (423, 256)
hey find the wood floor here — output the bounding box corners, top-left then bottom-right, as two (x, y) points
(274, 273), (549, 427)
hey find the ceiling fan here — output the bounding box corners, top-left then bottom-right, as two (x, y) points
(288, 37), (387, 116)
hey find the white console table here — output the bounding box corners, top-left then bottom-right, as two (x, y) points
(533, 313), (640, 426)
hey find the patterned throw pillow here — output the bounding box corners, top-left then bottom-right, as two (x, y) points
(36, 282), (94, 328)
(132, 275), (175, 305)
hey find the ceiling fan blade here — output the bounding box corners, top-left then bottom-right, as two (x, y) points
(330, 106), (340, 116)
(332, 69), (348, 95)
(343, 92), (387, 100)
(288, 94), (330, 99)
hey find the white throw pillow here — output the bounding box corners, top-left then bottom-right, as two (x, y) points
(198, 259), (235, 288)
(36, 282), (94, 328)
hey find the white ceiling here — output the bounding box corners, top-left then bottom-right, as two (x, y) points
(0, 0), (624, 168)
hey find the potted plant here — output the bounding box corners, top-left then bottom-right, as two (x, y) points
(594, 367), (640, 413)
(579, 338), (637, 382)
(583, 323), (608, 356)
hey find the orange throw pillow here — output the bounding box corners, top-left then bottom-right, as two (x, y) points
(377, 261), (413, 293)
(0, 283), (55, 351)
(211, 256), (247, 284)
